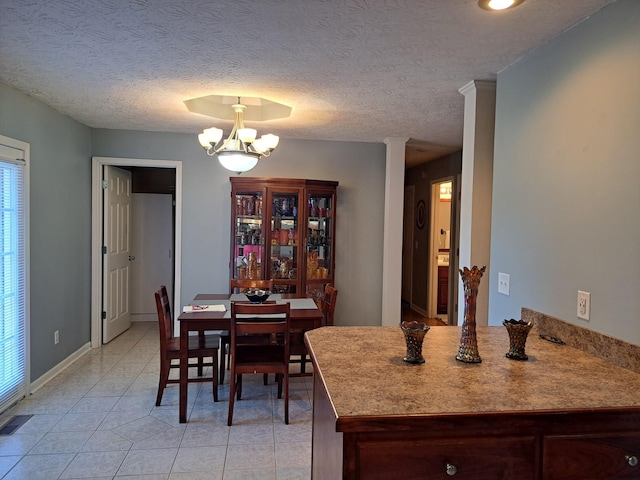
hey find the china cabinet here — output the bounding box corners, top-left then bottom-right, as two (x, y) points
(230, 177), (338, 295)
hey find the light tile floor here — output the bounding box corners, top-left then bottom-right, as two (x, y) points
(0, 322), (313, 479)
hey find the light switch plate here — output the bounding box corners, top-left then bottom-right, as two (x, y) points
(498, 273), (510, 295)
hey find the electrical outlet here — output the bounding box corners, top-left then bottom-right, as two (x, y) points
(54, 330), (59, 344)
(577, 291), (590, 321)
(498, 272), (510, 295)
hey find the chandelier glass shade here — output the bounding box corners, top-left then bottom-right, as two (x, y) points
(478, 0), (524, 10)
(197, 102), (279, 174)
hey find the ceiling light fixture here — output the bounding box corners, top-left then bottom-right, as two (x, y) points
(478, 0), (525, 11)
(196, 98), (280, 174)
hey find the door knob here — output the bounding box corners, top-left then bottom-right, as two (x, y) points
(128, 255), (136, 261)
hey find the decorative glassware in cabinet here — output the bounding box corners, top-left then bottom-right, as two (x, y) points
(234, 191), (263, 280)
(270, 192), (299, 292)
(307, 194), (333, 281)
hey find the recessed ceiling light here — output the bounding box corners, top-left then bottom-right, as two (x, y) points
(478, 0), (525, 11)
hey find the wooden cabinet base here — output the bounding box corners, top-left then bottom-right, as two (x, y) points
(308, 327), (640, 480)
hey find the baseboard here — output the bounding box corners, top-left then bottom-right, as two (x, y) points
(29, 342), (92, 394)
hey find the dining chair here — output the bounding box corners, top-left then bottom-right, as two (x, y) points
(228, 302), (291, 425)
(219, 278), (275, 384)
(290, 283), (339, 375)
(321, 283), (339, 326)
(154, 285), (220, 406)
(306, 283), (326, 308)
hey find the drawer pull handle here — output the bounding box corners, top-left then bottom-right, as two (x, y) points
(446, 463), (458, 476)
(627, 455), (638, 467)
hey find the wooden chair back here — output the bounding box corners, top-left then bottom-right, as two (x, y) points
(322, 284), (338, 326)
(230, 302), (291, 363)
(306, 283), (326, 307)
(155, 285), (174, 345)
(228, 301), (291, 425)
(230, 278), (274, 294)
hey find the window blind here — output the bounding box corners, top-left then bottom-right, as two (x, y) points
(0, 151), (27, 414)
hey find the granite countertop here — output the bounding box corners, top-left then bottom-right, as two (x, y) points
(305, 326), (640, 418)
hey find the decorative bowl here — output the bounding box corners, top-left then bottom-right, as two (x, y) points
(245, 290), (271, 303)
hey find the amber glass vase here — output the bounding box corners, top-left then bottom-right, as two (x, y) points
(455, 266), (486, 363)
(503, 319), (534, 360)
(401, 321), (430, 364)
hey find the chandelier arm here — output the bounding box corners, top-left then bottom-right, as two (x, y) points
(213, 107), (249, 154)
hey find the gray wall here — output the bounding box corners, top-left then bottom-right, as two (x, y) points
(0, 83), (92, 380)
(489, 0), (640, 345)
(91, 131), (387, 330)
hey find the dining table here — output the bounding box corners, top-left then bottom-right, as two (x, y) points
(176, 292), (324, 423)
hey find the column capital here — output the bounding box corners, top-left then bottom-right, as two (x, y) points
(459, 79), (496, 96)
(383, 137), (410, 146)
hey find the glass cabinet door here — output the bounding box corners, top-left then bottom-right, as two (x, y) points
(306, 191), (334, 287)
(269, 190), (301, 293)
(233, 189), (264, 280)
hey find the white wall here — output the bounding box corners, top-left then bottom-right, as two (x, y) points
(489, 0), (640, 345)
(91, 130), (387, 327)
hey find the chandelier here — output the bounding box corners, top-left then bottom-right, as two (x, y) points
(197, 99), (280, 174)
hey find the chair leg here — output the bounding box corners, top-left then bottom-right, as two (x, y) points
(237, 374), (243, 400)
(263, 373), (269, 385)
(227, 372), (236, 426)
(197, 355), (204, 377)
(300, 354), (306, 373)
(284, 372), (289, 424)
(212, 354), (219, 403)
(276, 373), (283, 399)
(219, 347), (226, 385)
(156, 359), (170, 406)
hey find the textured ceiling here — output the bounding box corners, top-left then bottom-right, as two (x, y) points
(0, 0), (615, 166)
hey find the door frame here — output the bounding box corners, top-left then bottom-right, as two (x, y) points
(91, 156), (182, 348)
(402, 185), (414, 305)
(427, 176), (454, 321)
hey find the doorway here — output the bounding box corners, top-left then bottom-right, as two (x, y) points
(91, 157), (182, 348)
(130, 192), (174, 322)
(428, 179), (453, 323)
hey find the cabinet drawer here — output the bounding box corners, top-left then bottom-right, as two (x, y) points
(355, 436), (536, 480)
(543, 432), (640, 480)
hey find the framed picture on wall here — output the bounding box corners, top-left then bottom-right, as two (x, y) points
(416, 200), (426, 229)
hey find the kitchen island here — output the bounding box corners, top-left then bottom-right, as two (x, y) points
(305, 325), (640, 479)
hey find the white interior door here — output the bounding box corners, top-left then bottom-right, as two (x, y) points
(102, 166), (132, 343)
(131, 193), (173, 320)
